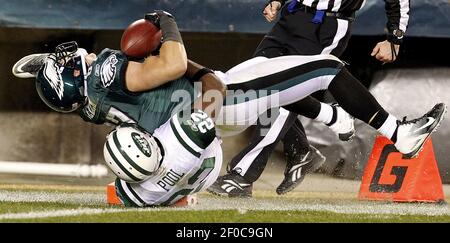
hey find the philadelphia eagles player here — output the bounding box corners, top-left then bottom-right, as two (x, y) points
(13, 11), (210, 134)
(13, 11), (446, 206)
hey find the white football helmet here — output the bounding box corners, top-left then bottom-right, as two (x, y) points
(104, 124), (163, 183)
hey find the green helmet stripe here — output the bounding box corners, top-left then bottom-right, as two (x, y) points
(112, 131), (153, 176)
(106, 139), (141, 182)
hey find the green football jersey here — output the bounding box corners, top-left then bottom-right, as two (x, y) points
(79, 48), (196, 133)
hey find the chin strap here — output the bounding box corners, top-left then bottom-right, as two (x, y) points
(75, 48), (90, 97)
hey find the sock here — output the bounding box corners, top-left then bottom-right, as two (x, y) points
(377, 114), (399, 142)
(315, 103), (334, 125)
(282, 96), (322, 119)
(328, 68), (391, 126)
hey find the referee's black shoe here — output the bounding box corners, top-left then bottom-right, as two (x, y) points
(207, 171), (253, 198)
(276, 145), (326, 195)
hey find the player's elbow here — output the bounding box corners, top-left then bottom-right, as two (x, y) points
(207, 73), (227, 98)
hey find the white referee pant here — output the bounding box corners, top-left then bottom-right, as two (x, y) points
(215, 54), (344, 138)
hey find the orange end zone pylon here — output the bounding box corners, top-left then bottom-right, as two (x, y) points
(107, 182), (198, 207)
(359, 136), (445, 203)
(107, 182), (122, 205)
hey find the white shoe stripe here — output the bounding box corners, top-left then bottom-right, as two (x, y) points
(415, 118), (435, 133)
(289, 161), (311, 173)
(297, 168), (302, 181)
(301, 152), (310, 162)
(223, 180), (250, 190)
(290, 167), (304, 182)
(221, 184), (231, 190)
(225, 186), (236, 193)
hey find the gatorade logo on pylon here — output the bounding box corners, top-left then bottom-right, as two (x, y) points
(369, 144), (407, 193)
(359, 136), (445, 203)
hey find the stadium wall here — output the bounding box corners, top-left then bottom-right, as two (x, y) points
(1, 28), (449, 183)
(0, 0), (449, 182)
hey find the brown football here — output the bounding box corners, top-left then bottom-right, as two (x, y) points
(120, 19), (162, 58)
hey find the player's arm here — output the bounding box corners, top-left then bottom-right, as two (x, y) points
(371, 0), (410, 63)
(186, 60), (226, 98)
(125, 11), (187, 92)
(186, 60), (226, 120)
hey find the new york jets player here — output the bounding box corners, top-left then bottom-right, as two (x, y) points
(105, 111), (221, 207)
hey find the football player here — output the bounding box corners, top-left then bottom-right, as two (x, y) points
(12, 11), (214, 134)
(105, 112), (221, 207)
(13, 11), (446, 207)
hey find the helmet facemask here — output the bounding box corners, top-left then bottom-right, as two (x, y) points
(50, 41), (88, 89)
(36, 41), (88, 113)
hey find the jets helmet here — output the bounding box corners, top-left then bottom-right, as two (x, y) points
(104, 124), (164, 183)
(35, 41), (88, 113)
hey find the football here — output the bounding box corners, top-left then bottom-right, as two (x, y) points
(120, 19), (162, 58)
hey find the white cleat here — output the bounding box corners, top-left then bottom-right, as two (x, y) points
(12, 53), (49, 78)
(327, 104), (355, 141)
(395, 103), (447, 158)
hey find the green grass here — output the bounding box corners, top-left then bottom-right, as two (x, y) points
(0, 201), (94, 214)
(1, 185), (449, 223)
(0, 201), (449, 223)
(30, 211), (450, 223)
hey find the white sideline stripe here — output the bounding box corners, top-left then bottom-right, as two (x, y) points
(0, 190), (105, 205)
(0, 208), (133, 220)
(1, 190), (449, 217)
(0, 161), (108, 178)
(198, 197), (450, 216)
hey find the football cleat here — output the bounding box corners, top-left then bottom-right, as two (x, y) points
(276, 145), (326, 195)
(12, 53), (49, 78)
(395, 103), (446, 158)
(207, 171), (253, 198)
(327, 104), (355, 141)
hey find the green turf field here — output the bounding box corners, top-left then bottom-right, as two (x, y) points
(0, 184), (449, 223)
(2, 203), (450, 223)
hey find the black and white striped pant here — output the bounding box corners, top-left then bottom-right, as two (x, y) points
(215, 54), (344, 136)
(225, 7), (352, 181)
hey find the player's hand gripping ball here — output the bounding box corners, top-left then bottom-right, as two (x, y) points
(121, 18), (162, 58)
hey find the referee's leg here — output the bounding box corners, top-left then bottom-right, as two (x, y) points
(207, 23), (323, 197)
(207, 108), (297, 197)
